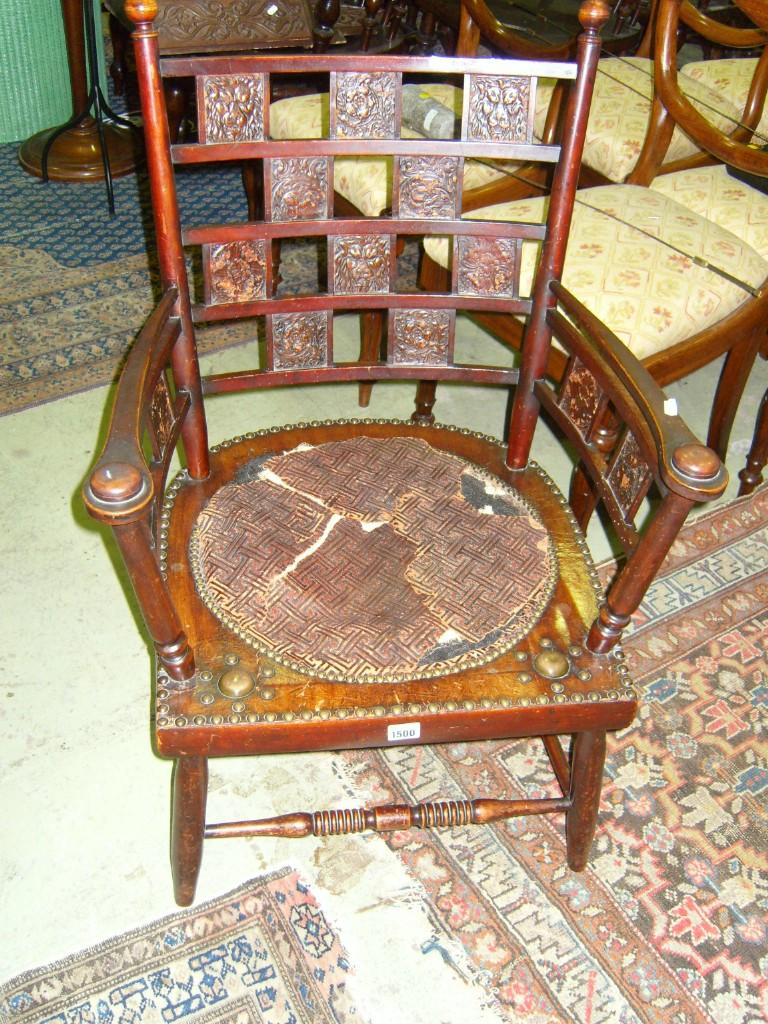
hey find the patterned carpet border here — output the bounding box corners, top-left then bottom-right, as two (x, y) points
(0, 868), (363, 1024)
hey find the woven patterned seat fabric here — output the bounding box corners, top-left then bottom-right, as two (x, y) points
(651, 163), (768, 259)
(269, 84), (529, 216)
(191, 436), (557, 682)
(533, 57), (742, 183)
(423, 183), (768, 360)
(684, 57), (768, 140)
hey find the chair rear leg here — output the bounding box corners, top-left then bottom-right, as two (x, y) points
(566, 730), (606, 871)
(171, 755), (208, 906)
(739, 386), (768, 496)
(358, 310), (384, 407)
(707, 329), (762, 460)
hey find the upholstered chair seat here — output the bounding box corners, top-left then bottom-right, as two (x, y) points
(269, 84), (546, 215)
(423, 183), (768, 360)
(649, 163), (768, 259)
(534, 57), (742, 184)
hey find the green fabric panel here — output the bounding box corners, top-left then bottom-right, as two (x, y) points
(1, 0), (109, 144)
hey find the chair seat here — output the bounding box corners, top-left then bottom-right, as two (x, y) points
(269, 85), (531, 216)
(423, 184), (768, 360)
(155, 421), (635, 759)
(534, 57), (742, 183)
(683, 57), (768, 140)
(651, 163), (768, 259)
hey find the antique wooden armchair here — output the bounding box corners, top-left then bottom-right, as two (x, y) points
(84, 0), (727, 906)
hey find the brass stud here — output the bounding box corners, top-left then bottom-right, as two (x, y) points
(336, 709), (348, 719)
(284, 712), (295, 722)
(301, 710), (313, 721)
(409, 703), (421, 714)
(218, 668), (255, 700)
(229, 714), (241, 724)
(588, 691), (600, 702)
(157, 716), (168, 727)
(193, 715), (205, 725)
(261, 665), (276, 679)
(550, 682), (565, 693)
(232, 701), (245, 713)
(533, 651), (569, 680)
(247, 713), (260, 723)
(537, 695), (549, 704)
(445, 701), (457, 711)
(571, 692), (584, 703)
(540, 638), (554, 648)
(519, 697), (531, 707)
(392, 704), (404, 715)
(568, 645), (582, 657)
(175, 716), (187, 727)
(265, 713), (277, 723)
(500, 697), (511, 708)
(428, 702), (440, 713)
(463, 700), (475, 711)
(518, 672), (532, 684)
(319, 709), (331, 720)
(514, 650), (528, 662)
(355, 708), (366, 718)
(157, 703), (169, 715)
(157, 689), (168, 700)
(199, 670), (213, 683)
(578, 670), (592, 682)
(200, 692), (215, 706)
(211, 714), (223, 724)
(224, 653), (240, 666)
(481, 699), (493, 709)
(260, 686), (276, 701)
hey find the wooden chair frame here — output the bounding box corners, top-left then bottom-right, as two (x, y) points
(84, 0), (726, 906)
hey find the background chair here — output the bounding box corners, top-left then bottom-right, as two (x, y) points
(420, 0), (768, 465)
(84, 0), (726, 907)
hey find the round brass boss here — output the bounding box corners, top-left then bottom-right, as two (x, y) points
(218, 667), (255, 699)
(533, 650), (570, 680)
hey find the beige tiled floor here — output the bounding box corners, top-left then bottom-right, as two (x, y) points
(0, 313), (764, 1018)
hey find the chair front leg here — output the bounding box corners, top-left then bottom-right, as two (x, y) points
(171, 755), (208, 906)
(566, 730), (606, 871)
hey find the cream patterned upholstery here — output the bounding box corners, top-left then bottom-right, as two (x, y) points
(651, 164), (768, 259)
(684, 58), (768, 139)
(270, 84), (544, 217)
(534, 58), (742, 183)
(423, 184), (768, 360)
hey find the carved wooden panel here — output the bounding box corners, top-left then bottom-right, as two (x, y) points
(607, 430), (652, 516)
(205, 240), (267, 304)
(456, 237), (520, 297)
(466, 75), (532, 143)
(332, 236), (391, 294)
(268, 158), (329, 221)
(154, 0), (314, 54)
(200, 74), (265, 143)
(558, 359), (604, 439)
(149, 373), (175, 459)
(397, 157), (460, 220)
(390, 309), (452, 365)
(333, 72), (397, 139)
(271, 312), (329, 369)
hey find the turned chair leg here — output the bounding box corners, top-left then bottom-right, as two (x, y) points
(171, 755), (208, 906)
(411, 380), (437, 424)
(566, 730), (606, 871)
(739, 386), (768, 496)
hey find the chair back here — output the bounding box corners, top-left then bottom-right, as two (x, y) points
(126, 0), (609, 479)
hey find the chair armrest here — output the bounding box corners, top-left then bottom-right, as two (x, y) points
(538, 282), (727, 560)
(83, 288), (185, 525)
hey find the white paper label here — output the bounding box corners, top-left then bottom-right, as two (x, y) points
(664, 398), (678, 416)
(387, 722), (421, 742)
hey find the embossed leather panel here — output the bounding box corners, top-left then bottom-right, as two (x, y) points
(191, 436), (558, 681)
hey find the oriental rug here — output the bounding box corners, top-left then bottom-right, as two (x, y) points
(0, 868), (363, 1024)
(341, 485), (768, 1024)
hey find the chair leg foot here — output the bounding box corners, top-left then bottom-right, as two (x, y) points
(566, 730), (606, 871)
(171, 755), (208, 906)
(411, 379), (437, 424)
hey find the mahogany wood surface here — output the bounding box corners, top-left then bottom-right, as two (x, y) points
(84, 0), (726, 905)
